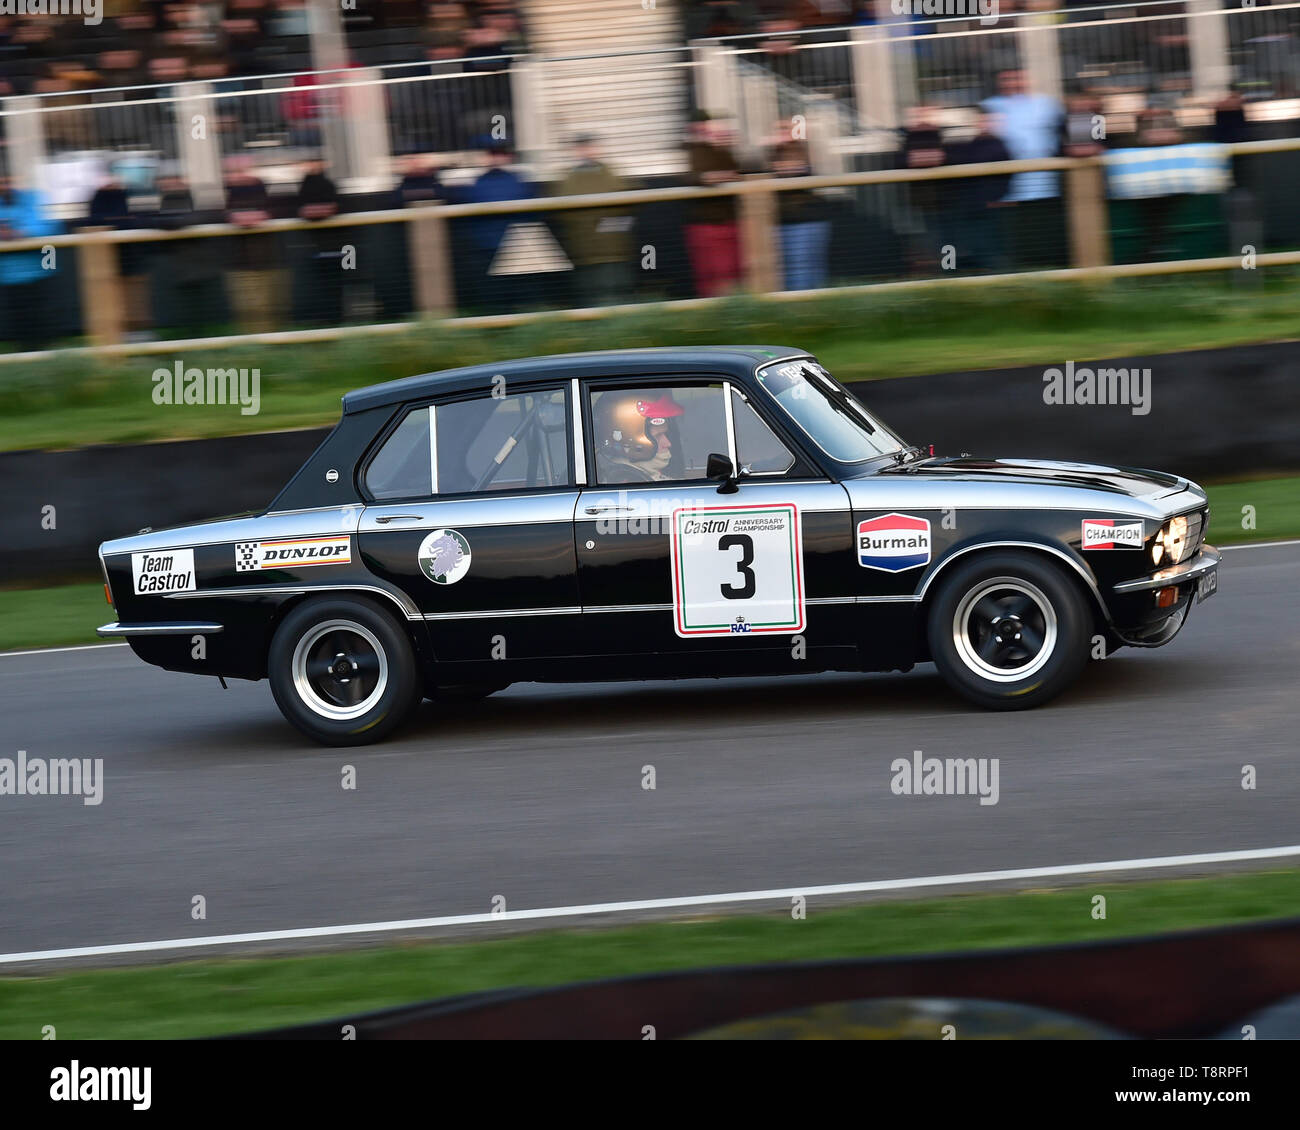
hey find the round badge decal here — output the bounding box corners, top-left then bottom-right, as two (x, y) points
(418, 528), (472, 585)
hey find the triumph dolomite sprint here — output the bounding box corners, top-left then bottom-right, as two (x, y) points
(97, 348), (1220, 745)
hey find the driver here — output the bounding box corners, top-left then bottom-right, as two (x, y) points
(594, 392), (685, 482)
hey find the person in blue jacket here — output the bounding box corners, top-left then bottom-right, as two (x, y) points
(0, 174), (60, 351)
(447, 140), (537, 312)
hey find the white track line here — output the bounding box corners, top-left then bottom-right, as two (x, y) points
(0, 642), (126, 658)
(1219, 539), (1300, 551)
(3, 843), (1298, 966)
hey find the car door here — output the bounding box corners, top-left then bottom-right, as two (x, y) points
(574, 377), (857, 666)
(358, 382), (582, 670)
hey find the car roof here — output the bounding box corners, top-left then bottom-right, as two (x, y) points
(341, 346), (810, 415)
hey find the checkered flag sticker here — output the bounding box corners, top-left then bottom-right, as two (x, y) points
(235, 542), (259, 572)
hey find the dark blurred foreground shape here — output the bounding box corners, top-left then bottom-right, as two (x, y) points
(235, 913), (1300, 1039)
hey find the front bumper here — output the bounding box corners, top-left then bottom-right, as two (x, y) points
(1111, 544), (1221, 595)
(1105, 544), (1219, 648)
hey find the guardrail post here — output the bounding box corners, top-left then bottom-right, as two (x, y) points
(691, 41), (740, 121)
(851, 23), (902, 135)
(1189, 0), (1231, 102)
(512, 59), (549, 172)
(175, 82), (224, 210)
(1066, 159), (1110, 270)
(77, 231), (126, 345)
(1019, 15), (1064, 105)
(343, 68), (393, 194)
(407, 206), (456, 318)
(739, 182), (780, 294)
(5, 95), (48, 193)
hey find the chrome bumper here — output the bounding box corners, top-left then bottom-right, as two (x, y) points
(1112, 545), (1220, 595)
(98, 621), (224, 637)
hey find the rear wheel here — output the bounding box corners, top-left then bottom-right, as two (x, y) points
(927, 552), (1090, 710)
(269, 597), (421, 745)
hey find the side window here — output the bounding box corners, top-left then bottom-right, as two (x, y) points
(589, 384), (727, 485)
(732, 389), (795, 475)
(365, 388), (571, 500)
(435, 388), (570, 494)
(365, 407), (431, 500)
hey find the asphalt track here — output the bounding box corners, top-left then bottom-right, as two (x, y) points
(1, 542), (1297, 965)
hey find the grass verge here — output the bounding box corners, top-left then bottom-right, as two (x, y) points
(6, 275), (1300, 451)
(3, 475), (1294, 653)
(1, 869), (1297, 1039)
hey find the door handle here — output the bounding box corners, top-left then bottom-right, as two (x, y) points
(584, 505), (635, 515)
(373, 514), (422, 524)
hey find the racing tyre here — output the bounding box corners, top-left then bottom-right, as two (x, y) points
(269, 597), (421, 745)
(927, 552), (1090, 710)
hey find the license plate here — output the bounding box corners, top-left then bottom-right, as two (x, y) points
(1195, 567), (1218, 603)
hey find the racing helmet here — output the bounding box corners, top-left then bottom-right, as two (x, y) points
(594, 392), (684, 462)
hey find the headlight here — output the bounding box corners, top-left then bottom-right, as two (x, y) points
(1152, 514), (1193, 567)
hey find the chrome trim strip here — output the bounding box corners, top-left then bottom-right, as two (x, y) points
(916, 540), (1112, 624)
(428, 404), (439, 495)
(361, 490), (580, 531)
(584, 602), (672, 614)
(856, 594), (923, 603)
(98, 621), (224, 637)
(164, 583), (421, 619)
(1112, 546), (1221, 593)
(571, 378), (586, 486)
(423, 606), (583, 620)
(723, 381), (737, 468)
(101, 506), (364, 556)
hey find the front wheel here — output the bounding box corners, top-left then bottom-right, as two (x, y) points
(926, 552), (1091, 710)
(268, 597), (421, 745)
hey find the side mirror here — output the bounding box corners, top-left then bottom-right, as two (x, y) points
(706, 452), (739, 494)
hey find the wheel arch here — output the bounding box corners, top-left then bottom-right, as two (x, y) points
(261, 586), (431, 677)
(918, 540), (1112, 632)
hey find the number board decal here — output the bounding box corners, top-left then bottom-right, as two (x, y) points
(669, 503), (805, 638)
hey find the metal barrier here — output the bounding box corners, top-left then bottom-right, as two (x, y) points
(2, 137), (1298, 353)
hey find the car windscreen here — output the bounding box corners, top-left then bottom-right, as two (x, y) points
(756, 360), (905, 464)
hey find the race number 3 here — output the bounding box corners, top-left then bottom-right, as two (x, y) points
(670, 503), (805, 638)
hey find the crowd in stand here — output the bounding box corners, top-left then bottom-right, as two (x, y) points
(0, 1), (526, 97)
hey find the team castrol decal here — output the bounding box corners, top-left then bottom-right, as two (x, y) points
(418, 528), (472, 585)
(235, 537), (351, 571)
(132, 549), (196, 595)
(1081, 519), (1144, 550)
(669, 503), (804, 638)
(857, 513), (932, 572)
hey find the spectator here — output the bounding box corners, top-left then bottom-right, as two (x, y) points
(981, 67), (1066, 269)
(292, 158), (344, 324)
(552, 134), (636, 307)
(85, 172), (152, 336)
(451, 140), (536, 312)
(684, 110), (742, 298)
(945, 110), (1012, 274)
(149, 171), (227, 335)
(895, 103), (946, 275)
(769, 135), (829, 290)
(1133, 106), (1186, 263)
(0, 174), (59, 350)
(392, 154), (443, 207)
(224, 154), (279, 333)
(1062, 93), (1106, 158)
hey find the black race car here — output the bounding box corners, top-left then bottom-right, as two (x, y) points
(98, 347), (1220, 744)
